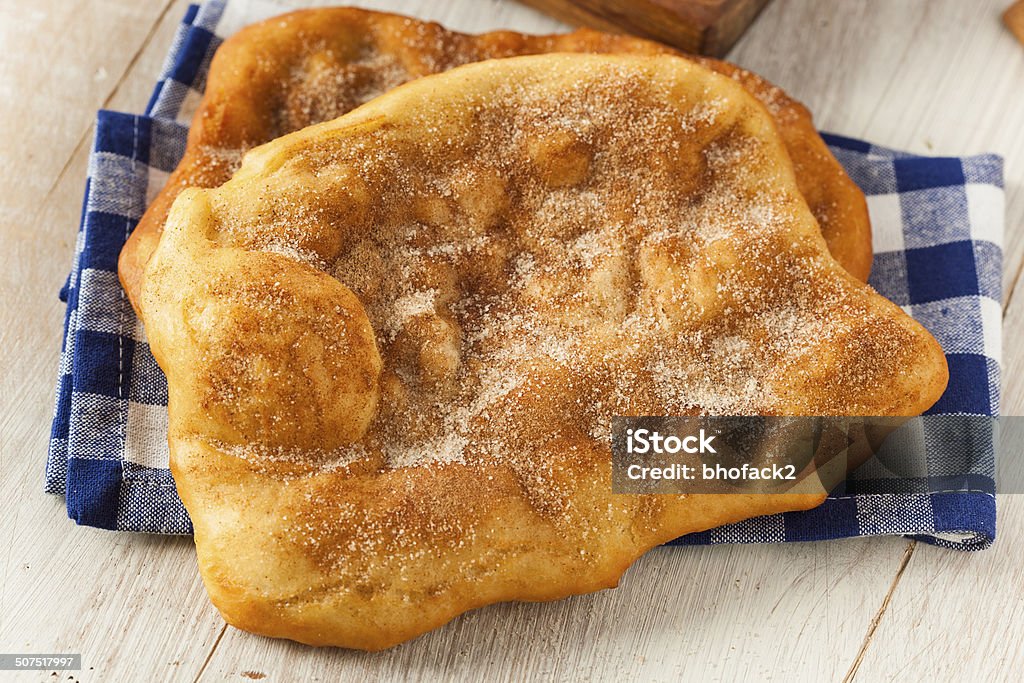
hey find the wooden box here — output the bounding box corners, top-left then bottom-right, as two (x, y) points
(519, 0), (773, 56)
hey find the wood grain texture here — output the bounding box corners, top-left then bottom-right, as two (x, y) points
(0, 0), (1021, 680)
(848, 497), (1024, 681)
(516, 0), (772, 56)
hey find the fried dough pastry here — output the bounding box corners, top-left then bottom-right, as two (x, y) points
(140, 54), (946, 650)
(119, 7), (872, 310)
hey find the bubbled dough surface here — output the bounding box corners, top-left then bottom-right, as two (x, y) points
(140, 54), (947, 650)
(118, 7), (872, 310)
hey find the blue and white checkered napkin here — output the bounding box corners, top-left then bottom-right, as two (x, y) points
(47, 0), (1004, 549)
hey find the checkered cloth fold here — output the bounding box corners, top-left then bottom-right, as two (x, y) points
(47, 0), (1003, 549)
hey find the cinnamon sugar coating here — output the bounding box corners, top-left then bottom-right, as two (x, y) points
(118, 7), (872, 310)
(139, 54), (945, 650)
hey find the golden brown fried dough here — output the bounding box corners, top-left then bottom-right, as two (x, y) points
(1006, 0), (1024, 45)
(139, 54), (946, 650)
(119, 7), (872, 310)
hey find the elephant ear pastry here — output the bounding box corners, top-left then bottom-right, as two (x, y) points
(139, 53), (948, 650)
(118, 7), (872, 311)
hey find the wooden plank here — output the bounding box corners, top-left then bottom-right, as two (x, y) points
(516, 0), (773, 56)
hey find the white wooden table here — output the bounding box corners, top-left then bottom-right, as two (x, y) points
(1, 0), (1022, 680)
